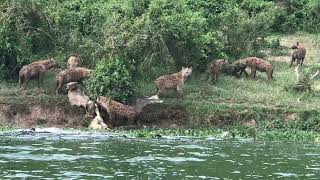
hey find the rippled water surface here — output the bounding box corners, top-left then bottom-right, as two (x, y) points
(0, 131), (319, 179)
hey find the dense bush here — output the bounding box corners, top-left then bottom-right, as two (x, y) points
(0, 0), (284, 79)
(85, 56), (137, 103)
(0, 1), (55, 79)
(1, 0), (320, 91)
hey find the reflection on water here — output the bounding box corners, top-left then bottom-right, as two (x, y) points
(0, 132), (319, 179)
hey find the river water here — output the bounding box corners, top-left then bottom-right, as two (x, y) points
(0, 131), (319, 179)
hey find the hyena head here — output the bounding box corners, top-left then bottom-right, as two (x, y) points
(181, 67), (192, 77)
(66, 82), (78, 91)
(219, 59), (229, 67)
(97, 96), (111, 106)
(291, 42), (300, 49)
(48, 58), (60, 69)
(82, 68), (92, 78)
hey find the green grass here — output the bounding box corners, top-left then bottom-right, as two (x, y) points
(0, 70), (68, 106)
(135, 33), (320, 131)
(1, 33), (320, 140)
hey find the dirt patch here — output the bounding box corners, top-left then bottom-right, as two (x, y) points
(0, 104), (90, 128)
(137, 104), (189, 128)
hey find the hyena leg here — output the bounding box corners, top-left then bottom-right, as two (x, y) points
(56, 83), (62, 95)
(155, 85), (165, 97)
(38, 72), (44, 89)
(300, 58), (304, 67)
(270, 69), (274, 80)
(214, 71), (219, 82)
(208, 73), (213, 82)
(19, 75), (24, 90)
(267, 69), (273, 81)
(24, 78), (29, 89)
(250, 66), (257, 79)
(176, 85), (183, 98)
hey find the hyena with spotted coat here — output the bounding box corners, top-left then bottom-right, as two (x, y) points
(96, 96), (138, 123)
(207, 59), (228, 82)
(290, 42), (306, 67)
(96, 96), (162, 126)
(67, 54), (83, 68)
(30, 58), (59, 69)
(233, 57), (273, 81)
(55, 67), (91, 94)
(19, 59), (59, 89)
(154, 67), (192, 98)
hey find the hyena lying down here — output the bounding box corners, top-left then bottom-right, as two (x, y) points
(67, 54), (83, 68)
(233, 57), (273, 81)
(19, 59), (59, 89)
(96, 96), (163, 126)
(97, 96), (138, 123)
(151, 67), (192, 99)
(290, 42), (306, 67)
(56, 67), (92, 94)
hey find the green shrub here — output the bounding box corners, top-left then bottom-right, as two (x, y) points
(85, 56), (137, 103)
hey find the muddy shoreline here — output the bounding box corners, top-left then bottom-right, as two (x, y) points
(0, 103), (188, 129)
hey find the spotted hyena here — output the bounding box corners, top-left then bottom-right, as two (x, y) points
(207, 59), (228, 82)
(55, 67), (91, 94)
(233, 57), (273, 81)
(19, 59), (59, 89)
(154, 67), (192, 98)
(96, 96), (138, 123)
(290, 42), (306, 67)
(67, 54), (83, 68)
(30, 58), (59, 70)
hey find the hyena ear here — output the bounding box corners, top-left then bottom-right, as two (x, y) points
(182, 66), (185, 70)
(297, 42), (299, 46)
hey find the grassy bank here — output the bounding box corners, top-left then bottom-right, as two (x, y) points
(1, 33), (320, 141)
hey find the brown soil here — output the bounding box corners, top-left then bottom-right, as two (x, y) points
(0, 102), (189, 129)
(0, 104), (90, 128)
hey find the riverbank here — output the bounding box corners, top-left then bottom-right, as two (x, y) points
(1, 33), (320, 141)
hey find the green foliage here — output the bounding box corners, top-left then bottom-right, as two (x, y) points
(0, 0), (286, 81)
(1, 0), (320, 81)
(85, 56), (137, 103)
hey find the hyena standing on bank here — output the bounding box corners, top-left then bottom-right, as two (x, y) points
(67, 54), (83, 68)
(233, 57), (273, 81)
(152, 67), (192, 98)
(207, 59), (228, 82)
(55, 67), (92, 94)
(290, 42), (306, 67)
(19, 59), (59, 90)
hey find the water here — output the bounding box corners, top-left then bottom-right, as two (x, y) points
(0, 131), (319, 179)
